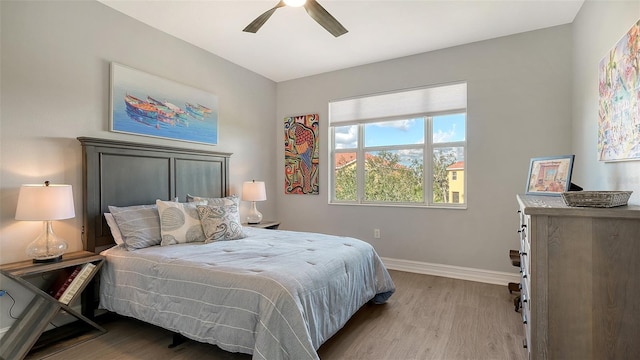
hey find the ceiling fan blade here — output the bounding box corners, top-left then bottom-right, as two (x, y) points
(243, 1), (286, 33)
(303, 0), (348, 37)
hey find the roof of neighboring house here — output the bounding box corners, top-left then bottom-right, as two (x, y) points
(335, 152), (409, 170)
(335, 152), (357, 169)
(446, 161), (465, 171)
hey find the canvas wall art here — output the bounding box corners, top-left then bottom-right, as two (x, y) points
(110, 63), (218, 145)
(598, 19), (640, 161)
(284, 114), (319, 195)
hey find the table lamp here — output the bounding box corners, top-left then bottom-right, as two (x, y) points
(242, 180), (266, 224)
(15, 181), (75, 263)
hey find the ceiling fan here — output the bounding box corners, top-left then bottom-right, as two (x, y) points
(243, 0), (348, 37)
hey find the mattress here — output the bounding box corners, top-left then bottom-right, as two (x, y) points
(99, 227), (395, 359)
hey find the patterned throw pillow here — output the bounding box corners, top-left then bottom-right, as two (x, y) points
(187, 194), (239, 206)
(108, 204), (161, 250)
(156, 200), (206, 246)
(196, 204), (246, 242)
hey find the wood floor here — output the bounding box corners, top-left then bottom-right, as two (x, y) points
(41, 270), (527, 360)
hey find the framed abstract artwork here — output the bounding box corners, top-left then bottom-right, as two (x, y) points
(110, 63), (218, 145)
(598, 19), (640, 161)
(284, 114), (319, 195)
(525, 155), (575, 196)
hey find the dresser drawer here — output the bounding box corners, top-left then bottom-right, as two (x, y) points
(520, 229), (531, 290)
(523, 316), (531, 354)
(520, 276), (531, 314)
(521, 282), (532, 354)
(520, 253), (528, 283)
(518, 207), (532, 358)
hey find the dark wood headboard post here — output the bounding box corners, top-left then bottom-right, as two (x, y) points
(78, 137), (231, 253)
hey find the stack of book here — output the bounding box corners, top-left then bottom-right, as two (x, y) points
(50, 262), (97, 305)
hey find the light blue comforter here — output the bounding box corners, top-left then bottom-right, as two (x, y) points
(100, 227), (395, 359)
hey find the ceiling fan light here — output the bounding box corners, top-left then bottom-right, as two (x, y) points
(284, 0), (306, 7)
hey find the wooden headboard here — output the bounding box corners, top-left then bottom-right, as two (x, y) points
(78, 137), (231, 253)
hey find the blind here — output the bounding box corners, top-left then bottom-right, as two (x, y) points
(329, 82), (467, 124)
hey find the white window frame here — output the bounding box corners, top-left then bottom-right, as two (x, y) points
(329, 82), (467, 208)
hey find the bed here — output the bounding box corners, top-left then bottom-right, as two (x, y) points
(79, 137), (395, 360)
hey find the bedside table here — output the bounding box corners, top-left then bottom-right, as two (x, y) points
(0, 251), (106, 360)
(244, 220), (280, 230)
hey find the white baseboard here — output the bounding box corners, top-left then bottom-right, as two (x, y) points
(381, 257), (520, 286)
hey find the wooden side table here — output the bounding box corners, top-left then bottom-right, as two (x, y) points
(0, 251), (106, 360)
(244, 220), (280, 230)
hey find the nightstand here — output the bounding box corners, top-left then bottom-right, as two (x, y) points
(244, 220), (280, 230)
(0, 251), (106, 360)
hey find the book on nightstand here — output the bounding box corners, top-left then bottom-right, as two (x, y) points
(58, 262), (96, 305)
(50, 266), (82, 300)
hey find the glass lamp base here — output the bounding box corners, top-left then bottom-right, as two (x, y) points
(247, 201), (263, 224)
(27, 221), (68, 263)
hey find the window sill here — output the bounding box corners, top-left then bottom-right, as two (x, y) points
(328, 202), (467, 210)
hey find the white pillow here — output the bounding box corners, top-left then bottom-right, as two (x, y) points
(104, 213), (124, 245)
(156, 200), (206, 246)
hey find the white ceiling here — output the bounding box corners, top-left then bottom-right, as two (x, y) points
(98, 0), (584, 82)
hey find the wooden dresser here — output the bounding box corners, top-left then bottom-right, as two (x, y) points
(516, 194), (640, 360)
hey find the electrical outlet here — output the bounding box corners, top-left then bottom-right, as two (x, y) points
(374, 229), (381, 239)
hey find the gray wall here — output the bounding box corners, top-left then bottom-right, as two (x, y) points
(572, 0), (640, 200)
(276, 25), (573, 274)
(0, 1), (277, 262)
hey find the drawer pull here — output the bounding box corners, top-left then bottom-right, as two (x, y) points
(523, 338), (528, 349)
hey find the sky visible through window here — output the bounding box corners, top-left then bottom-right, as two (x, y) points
(335, 113), (465, 149)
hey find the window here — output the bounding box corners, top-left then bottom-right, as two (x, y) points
(330, 83), (467, 207)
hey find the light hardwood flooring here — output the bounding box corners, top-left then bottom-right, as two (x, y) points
(42, 270), (526, 360)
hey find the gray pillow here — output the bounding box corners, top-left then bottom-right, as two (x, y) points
(108, 204), (161, 250)
(196, 204), (246, 242)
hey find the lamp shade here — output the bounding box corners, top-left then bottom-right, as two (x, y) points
(242, 181), (267, 202)
(15, 183), (75, 221)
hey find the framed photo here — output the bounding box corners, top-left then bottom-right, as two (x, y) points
(525, 155), (575, 196)
(110, 63), (218, 145)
